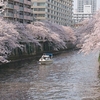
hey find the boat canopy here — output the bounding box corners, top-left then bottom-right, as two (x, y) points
(43, 53), (53, 56)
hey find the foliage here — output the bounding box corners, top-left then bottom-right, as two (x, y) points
(27, 21), (76, 50)
(0, 18), (20, 63)
(75, 12), (99, 54)
(0, 19), (76, 63)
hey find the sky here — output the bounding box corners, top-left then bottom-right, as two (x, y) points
(73, 0), (100, 12)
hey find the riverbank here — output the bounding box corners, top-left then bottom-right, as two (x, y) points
(0, 49), (77, 66)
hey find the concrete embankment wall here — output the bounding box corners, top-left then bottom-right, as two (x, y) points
(1, 41), (76, 65)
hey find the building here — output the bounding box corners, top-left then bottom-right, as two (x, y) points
(84, 5), (91, 14)
(77, 0), (97, 13)
(0, 0), (33, 23)
(73, 12), (93, 24)
(31, 0), (73, 26)
(73, 0), (97, 25)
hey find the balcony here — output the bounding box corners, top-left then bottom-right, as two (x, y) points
(19, 15), (24, 19)
(19, 7), (24, 11)
(14, 5), (19, 9)
(14, 14), (19, 18)
(4, 12), (14, 17)
(27, 16), (33, 20)
(24, 15), (28, 19)
(24, 0), (31, 5)
(36, 17), (45, 19)
(27, 8), (32, 13)
(27, 1), (31, 5)
(14, 0), (19, 2)
(6, 4), (14, 9)
(24, 7), (28, 11)
(19, 0), (24, 3)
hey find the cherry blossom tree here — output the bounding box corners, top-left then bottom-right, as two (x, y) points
(27, 21), (66, 50)
(27, 21), (76, 50)
(75, 16), (97, 53)
(0, 18), (20, 63)
(0, 19), (76, 63)
(75, 14), (100, 68)
(15, 22), (40, 45)
(75, 9), (100, 55)
(0, 20), (41, 63)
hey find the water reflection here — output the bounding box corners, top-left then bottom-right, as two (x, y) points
(0, 51), (100, 100)
(38, 65), (50, 80)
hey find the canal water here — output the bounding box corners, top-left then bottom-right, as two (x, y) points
(0, 51), (100, 100)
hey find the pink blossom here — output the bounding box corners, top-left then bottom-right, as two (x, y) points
(0, 20), (76, 63)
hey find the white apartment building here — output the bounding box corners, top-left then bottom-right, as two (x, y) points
(0, 0), (33, 23)
(31, 0), (73, 26)
(73, 12), (93, 24)
(77, 0), (97, 13)
(73, 0), (97, 25)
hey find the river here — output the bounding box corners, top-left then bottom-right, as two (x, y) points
(0, 51), (100, 100)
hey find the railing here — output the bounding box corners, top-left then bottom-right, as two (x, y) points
(19, 15), (24, 19)
(4, 12), (14, 17)
(24, 15), (27, 19)
(19, 7), (24, 11)
(14, 0), (19, 2)
(27, 8), (32, 13)
(24, 0), (31, 5)
(14, 14), (19, 18)
(19, 0), (24, 3)
(24, 7), (27, 11)
(6, 4), (14, 9)
(14, 5), (19, 9)
(27, 16), (33, 20)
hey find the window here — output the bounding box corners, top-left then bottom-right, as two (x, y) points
(34, 8), (38, 11)
(34, 8), (45, 11)
(37, 2), (45, 6)
(38, 14), (45, 17)
(19, 11), (23, 15)
(19, 3), (23, 7)
(33, 2), (37, 6)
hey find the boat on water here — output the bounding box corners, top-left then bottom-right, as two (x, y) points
(39, 53), (53, 64)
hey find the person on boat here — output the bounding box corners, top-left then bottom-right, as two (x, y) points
(49, 54), (52, 59)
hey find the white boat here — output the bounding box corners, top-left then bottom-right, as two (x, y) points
(39, 53), (53, 65)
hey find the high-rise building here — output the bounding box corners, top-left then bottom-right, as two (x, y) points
(0, 0), (33, 23)
(77, 0), (97, 13)
(31, 0), (73, 26)
(73, 0), (97, 25)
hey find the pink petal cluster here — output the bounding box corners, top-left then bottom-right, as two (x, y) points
(75, 13), (99, 54)
(0, 19), (76, 63)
